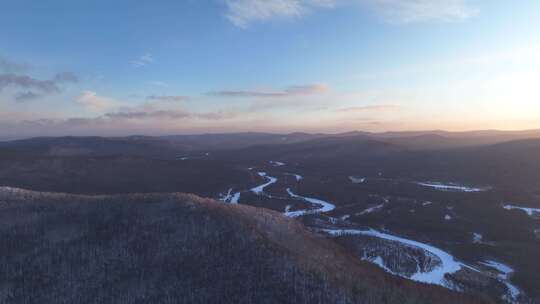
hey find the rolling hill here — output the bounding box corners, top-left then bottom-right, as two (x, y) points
(0, 188), (485, 304)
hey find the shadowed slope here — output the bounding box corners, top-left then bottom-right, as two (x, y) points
(0, 188), (487, 304)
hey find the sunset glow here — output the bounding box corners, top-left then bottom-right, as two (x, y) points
(1, 1), (539, 138)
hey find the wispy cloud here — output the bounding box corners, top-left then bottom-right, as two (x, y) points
(0, 72), (78, 103)
(224, 0), (304, 28)
(131, 53), (154, 67)
(147, 80), (168, 87)
(53, 72), (79, 83)
(105, 110), (191, 120)
(0, 74), (60, 93)
(367, 0), (478, 24)
(223, 0), (477, 27)
(0, 57), (30, 73)
(75, 91), (118, 112)
(146, 95), (190, 102)
(210, 84), (328, 98)
(336, 104), (400, 112)
(104, 109), (237, 121)
(15, 91), (41, 102)
(2, 107), (242, 137)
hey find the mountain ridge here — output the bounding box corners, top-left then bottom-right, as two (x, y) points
(0, 187), (487, 304)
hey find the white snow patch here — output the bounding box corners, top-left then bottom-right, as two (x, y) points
(269, 160), (285, 166)
(503, 204), (540, 217)
(340, 214), (350, 221)
(423, 201), (433, 206)
(250, 172), (277, 195)
(366, 256), (397, 275)
(286, 173), (303, 181)
(328, 217), (339, 224)
(284, 188), (335, 217)
(322, 228), (465, 288)
(219, 188), (233, 202)
(444, 214), (452, 221)
(220, 188), (241, 204)
(480, 260), (521, 302)
(473, 233), (483, 244)
(230, 192), (241, 204)
(0, 187), (28, 194)
(416, 182), (487, 192)
(348, 176), (366, 184)
(357, 203), (385, 216)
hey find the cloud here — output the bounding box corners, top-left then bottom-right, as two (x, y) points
(225, 0), (303, 27)
(336, 104), (400, 112)
(1, 107), (242, 137)
(223, 0), (476, 27)
(104, 109), (237, 121)
(0, 57), (30, 73)
(146, 95), (190, 102)
(15, 91), (41, 102)
(75, 91), (117, 111)
(367, 0), (478, 23)
(0, 72), (78, 102)
(195, 110), (239, 120)
(105, 110), (191, 120)
(53, 72), (79, 83)
(131, 53), (154, 67)
(147, 80), (168, 87)
(224, 0), (338, 27)
(0, 74), (60, 93)
(210, 84), (328, 98)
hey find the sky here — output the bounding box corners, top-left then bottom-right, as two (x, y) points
(1, 0), (539, 138)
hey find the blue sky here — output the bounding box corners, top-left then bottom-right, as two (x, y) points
(1, 0), (539, 137)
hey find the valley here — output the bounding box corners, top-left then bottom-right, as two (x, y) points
(1, 131), (540, 303)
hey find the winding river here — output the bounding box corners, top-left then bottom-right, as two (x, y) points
(321, 228), (466, 288)
(285, 188), (335, 217)
(220, 161), (522, 301)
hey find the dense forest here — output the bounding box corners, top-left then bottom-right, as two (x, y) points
(0, 188), (485, 304)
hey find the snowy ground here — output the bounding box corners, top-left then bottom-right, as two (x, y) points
(218, 161), (528, 300)
(285, 173), (303, 181)
(348, 176), (366, 184)
(473, 233), (483, 243)
(229, 192), (241, 203)
(219, 188), (241, 204)
(480, 260), (521, 302)
(357, 203), (385, 216)
(250, 172), (278, 195)
(365, 256), (396, 275)
(503, 204), (540, 217)
(176, 153), (210, 161)
(285, 188), (335, 217)
(322, 228), (466, 288)
(416, 182), (487, 192)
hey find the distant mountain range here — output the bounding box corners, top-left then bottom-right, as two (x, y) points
(3, 129), (540, 153)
